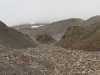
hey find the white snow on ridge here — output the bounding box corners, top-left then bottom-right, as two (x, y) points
(39, 25), (43, 26)
(16, 28), (20, 29)
(31, 26), (40, 28)
(31, 25), (43, 28)
(78, 25), (81, 26)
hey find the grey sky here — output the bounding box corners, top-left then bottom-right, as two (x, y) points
(0, 0), (100, 26)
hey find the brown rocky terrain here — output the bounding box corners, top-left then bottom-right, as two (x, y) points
(82, 15), (100, 26)
(12, 15), (100, 41)
(0, 21), (36, 49)
(0, 42), (100, 75)
(0, 15), (100, 75)
(13, 18), (84, 41)
(57, 22), (100, 51)
(57, 26), (86, 48)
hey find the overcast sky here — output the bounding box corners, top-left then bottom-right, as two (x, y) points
(0, 0), (100, 26)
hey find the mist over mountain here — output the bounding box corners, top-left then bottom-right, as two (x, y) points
(0, 0), (100, 26)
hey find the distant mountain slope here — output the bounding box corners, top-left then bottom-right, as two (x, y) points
(38, 18), (84, 33)
(39, 18), (84, 40)
(12, 24), (33, 29)
(82, 15), (100, 26)
(13, 18), (84, 41)
(12, 23), (49, 29)
(57, 23), (100, 51)
(12, 15), (100, 41)
(0, 21), (36, 49)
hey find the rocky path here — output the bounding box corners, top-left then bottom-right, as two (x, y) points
(0, 43), (100, 75)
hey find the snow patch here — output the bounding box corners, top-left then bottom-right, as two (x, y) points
(31, 26), (40, 28)
(16, 28), (20, 29)
(78, 25), (81, 26)
(39, 25), (43, 26)
(31, 25), (43, 28)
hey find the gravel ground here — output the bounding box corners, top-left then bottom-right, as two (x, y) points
(0, 43), (100, 75)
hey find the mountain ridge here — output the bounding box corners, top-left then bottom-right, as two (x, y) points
(0, 21), (36, 49)
(13, 18), (84, 41)
(57, 22), (100, 51)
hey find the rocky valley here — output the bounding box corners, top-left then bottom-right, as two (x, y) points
(0, 15), (100, 75)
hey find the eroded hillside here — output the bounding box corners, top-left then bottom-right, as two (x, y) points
(0, 21), (36, 49)
(57, 23), (100, 51)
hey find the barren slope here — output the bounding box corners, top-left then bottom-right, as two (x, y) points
(13, 18), (84, 41)
(82, 15), (100, 26)
(57, 23), (100, 51)
(0, 21), (36, 49)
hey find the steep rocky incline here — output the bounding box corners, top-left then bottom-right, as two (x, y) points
(57, 23), (100, 51)
(0, 21), (36, 49)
